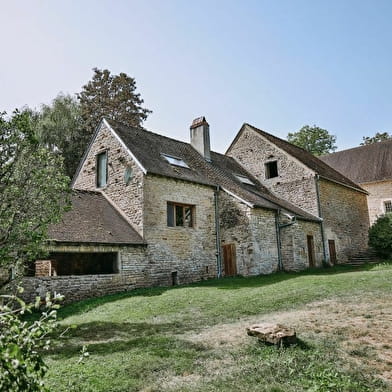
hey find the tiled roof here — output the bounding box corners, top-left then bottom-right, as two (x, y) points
(320, 139), (392, 184)
(229, 124), (366, 193)
(48, 190), (145, 245)
(108, 120), (320, 221)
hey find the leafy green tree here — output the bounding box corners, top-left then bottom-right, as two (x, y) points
(287, 125), (337, 156)
(0, 111), (70, 273)
(360, 132), (392, 145)
(30, 94), (86, 178)
(368, 213), (392, 258)
(78, 68), (152, 136)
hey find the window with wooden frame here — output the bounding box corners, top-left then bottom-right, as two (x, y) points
(167, 202), (194, 227)
(96, 151), (108, 188)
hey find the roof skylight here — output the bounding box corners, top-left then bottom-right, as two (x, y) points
(162, 154), (189, 168)
(235, 174), (255, 186)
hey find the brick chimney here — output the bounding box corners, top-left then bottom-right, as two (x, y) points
(190, 116), (211, 162)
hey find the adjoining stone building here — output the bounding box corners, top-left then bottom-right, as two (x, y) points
(227, 124), (370, 265)
(320, 139), (392, 225)
(22, 117), (369, 302)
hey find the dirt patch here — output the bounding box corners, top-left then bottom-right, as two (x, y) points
(181, 294), (392, 385)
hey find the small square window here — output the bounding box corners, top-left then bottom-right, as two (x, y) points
(96, 151), (108, 188)
(384, 200), (392, 213)
(167, 202), (194, 227)
(265, 161), (278, 179)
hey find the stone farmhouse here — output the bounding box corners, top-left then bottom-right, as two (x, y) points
(22, 117), (370, 302)
(320, 140), (392, 225)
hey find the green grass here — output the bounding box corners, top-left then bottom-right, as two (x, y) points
(44, 263), (392, 391)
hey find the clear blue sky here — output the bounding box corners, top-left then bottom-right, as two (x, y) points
(1, 0), (392, 152)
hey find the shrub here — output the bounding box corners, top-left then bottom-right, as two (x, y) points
(0, 289), (62, 392)
(368, 213), (392, 257)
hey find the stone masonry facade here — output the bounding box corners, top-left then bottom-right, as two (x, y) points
(280, 220), (323, 271)
(227, 125), (319, 215)
(319, 179), (369, 262)
(219, 192), (279, 275)
(143, 175), (218, 286)
(361, 181), (392, 225)
(227, 124), (369, 264)
(73, 122), (145, 236)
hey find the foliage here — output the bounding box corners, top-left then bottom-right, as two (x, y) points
(368, 213), (392, 257)
(78, 68), (152, 136)
(361, 132), (392, 145)
(30, 94), (86, 178)
(0, 111), (70, 272)
(287, 125), (337, 156)
(0, 290), (62, 392)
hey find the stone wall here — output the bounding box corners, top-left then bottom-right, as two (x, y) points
(361, 180), (392, 225)
(219, 192), (279, 275)
(143, 175), (218, 285)
(319, 178), (370, 262)
(280, 220), (323, 271)
(20, 244), (148, 304)
(227, 125), (319, 215)
(73, 122), (145, 236)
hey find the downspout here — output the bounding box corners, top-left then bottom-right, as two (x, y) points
(276, 210), (297, 271)
(275, 210), (283, 271)
(214, 185), (222, 278)
(315, 174), (328, 266)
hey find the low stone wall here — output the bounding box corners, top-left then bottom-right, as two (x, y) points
(18, 242), (214, 304)
(20, 273), (138, 304)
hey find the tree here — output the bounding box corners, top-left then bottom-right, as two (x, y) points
(368, 213), (392, 258)
(287, 125), (337, 156)
(78, 68), (152, 136)
(0, 111), (70, 273)
(360, 132), (392, 145)
(30, 94), (86, 178)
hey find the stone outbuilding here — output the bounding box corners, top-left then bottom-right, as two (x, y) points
(320, 140), (392, 225)
(22, 117), (370, 302)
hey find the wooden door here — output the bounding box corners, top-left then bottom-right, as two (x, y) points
(222, 243), (237, 276)
(328, 240), (337, 265)
(307, 235), (315, 267)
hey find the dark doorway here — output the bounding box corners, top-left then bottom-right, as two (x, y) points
(328, 240), (337, 265)
(307, 235), (315, 267)
(222, 243), (237, 276)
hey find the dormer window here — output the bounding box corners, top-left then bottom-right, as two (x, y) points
(235, 174), (255, 186)
(162, 154), (189, 168)
(265, 161), (278, 179)
(96, 151), (108, 188)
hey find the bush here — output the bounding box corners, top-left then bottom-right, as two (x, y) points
(0, 289), (62, 392)
(368, 213), (392, 257)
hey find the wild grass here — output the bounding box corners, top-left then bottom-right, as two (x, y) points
(44, 263), (392, 391)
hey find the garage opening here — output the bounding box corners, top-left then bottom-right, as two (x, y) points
(33, 252), (119, 276)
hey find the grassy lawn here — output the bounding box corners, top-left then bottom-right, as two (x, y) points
(44, 264), (392, 391)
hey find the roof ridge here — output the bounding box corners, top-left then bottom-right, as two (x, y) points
(245, 123), (312, 155)
(322, 138), (392, 157)
(108, 118), (227, 156)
